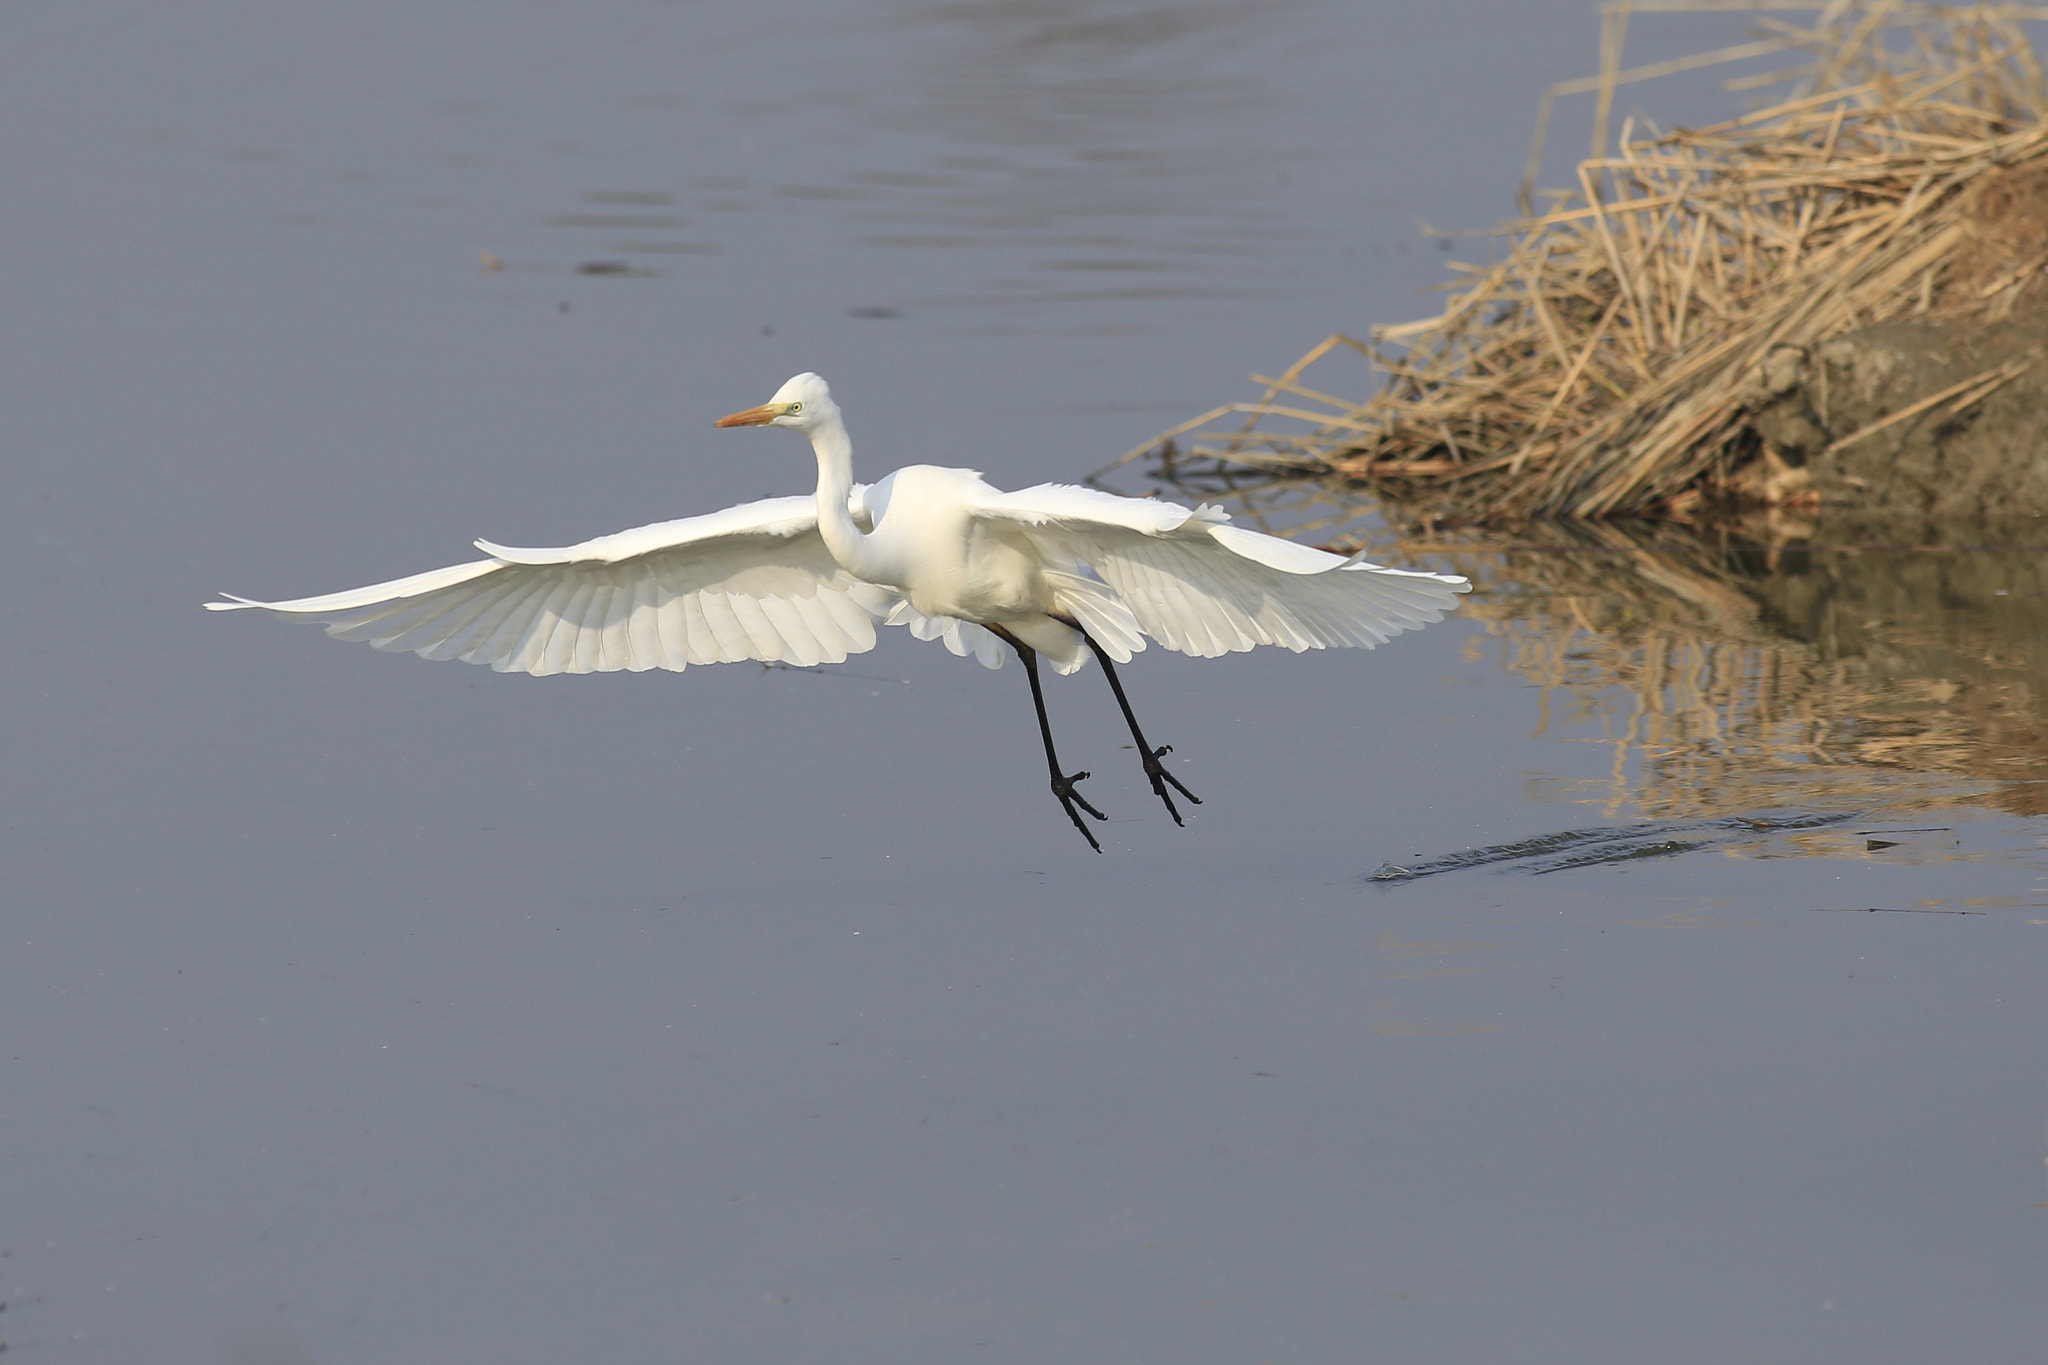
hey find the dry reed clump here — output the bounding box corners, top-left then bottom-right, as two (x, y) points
(1104, 2), (2048, 523)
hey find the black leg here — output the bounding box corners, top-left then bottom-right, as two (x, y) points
(1007, 637), (1107, 851)
(1080, 633), (1201, 826)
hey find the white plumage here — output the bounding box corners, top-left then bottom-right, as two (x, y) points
(212, 495), (892, 676)
(210, 373), (1470, 847)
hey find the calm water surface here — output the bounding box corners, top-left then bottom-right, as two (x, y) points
(4, 2), (2043, 1362)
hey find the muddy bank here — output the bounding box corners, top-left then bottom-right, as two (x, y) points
(1746, 315), (2048, 531)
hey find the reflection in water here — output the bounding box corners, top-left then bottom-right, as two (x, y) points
(1477, 526), (2048, 819)
(1141, 473), (2048, 818)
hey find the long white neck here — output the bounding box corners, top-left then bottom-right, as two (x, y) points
(807, 409), (888, 582)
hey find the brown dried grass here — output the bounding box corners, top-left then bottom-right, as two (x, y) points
(1103, 2), (2048, 522)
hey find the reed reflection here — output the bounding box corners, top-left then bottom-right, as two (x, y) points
(1149, 473), (2048, 819)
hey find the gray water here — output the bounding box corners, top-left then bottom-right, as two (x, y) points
(5, 2), (2044, 1361)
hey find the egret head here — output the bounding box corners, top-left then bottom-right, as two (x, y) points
(714, 372), (838, 434)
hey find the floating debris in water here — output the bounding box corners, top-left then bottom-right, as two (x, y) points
(1366, 811), (1860, 881)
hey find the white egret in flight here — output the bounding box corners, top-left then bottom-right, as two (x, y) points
(209, 373), (1470, 849)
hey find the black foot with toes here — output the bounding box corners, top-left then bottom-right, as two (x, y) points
(1052, 769), (1108, 851)
(1138, 744), (1201, 826)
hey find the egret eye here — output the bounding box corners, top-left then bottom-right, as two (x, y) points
(787, 401), (803, 415)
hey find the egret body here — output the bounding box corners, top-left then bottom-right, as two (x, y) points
(210, 373), (1471, 848)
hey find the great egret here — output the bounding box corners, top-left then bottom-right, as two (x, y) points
(209, 372), (1470, 849)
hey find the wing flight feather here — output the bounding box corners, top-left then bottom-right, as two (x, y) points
(206, 497), (896, 676)
(973, 482), (1471, 657)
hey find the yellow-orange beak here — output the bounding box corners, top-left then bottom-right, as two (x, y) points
(714, 403), (783, 428)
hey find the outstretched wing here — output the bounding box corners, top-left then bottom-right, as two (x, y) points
(206, 495), (897, 676)
(973, 483), (1471, 657)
